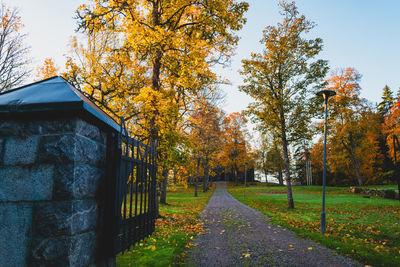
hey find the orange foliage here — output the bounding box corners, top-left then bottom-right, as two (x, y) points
(35, 58), (59, 81)
(219, 112), (250, 179)
(313, 68), (384, 185)
(383, 100), (400, 163)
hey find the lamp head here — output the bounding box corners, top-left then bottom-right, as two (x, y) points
(317, 89), (336, 100)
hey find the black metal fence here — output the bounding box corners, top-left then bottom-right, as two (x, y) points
(111, 119), (157, 254)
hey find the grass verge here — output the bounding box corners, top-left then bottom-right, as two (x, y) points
(228, 184), (400, 267)
(116, 184), (214, 267)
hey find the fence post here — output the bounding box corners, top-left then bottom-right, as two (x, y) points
(0, 77), (119, 266)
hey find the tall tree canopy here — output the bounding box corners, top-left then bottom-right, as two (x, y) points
(220, 112), (249, 185)
(240, 1), (328, 208)
(323, 68), (383, 185)
(383, 98), (400, 192)
(188, 97), (224, 192)
(67, 0), (249, 203)
(73, 0), (248, 141)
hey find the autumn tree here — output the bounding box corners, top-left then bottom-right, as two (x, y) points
(75, 0), (248, 140)
(219, 112), (249, 185)
(69, 0), (248, 203)
(325, 68), (383, 185)
(188, 98), (224, 193)
(383, 100), (400, 192)
(240, 1), (328, 208)
(35, 58), (59, 81)
(0, 4), (30, 92)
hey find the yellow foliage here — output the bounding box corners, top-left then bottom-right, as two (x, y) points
(35, 58), (59, 81)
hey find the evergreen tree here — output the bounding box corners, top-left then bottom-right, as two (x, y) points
(378, 85), (395, 115)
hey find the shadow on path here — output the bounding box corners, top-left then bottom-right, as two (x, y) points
(187, 182), (360, 267)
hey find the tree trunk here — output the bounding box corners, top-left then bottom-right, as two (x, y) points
(343, 140), (363, 186)
(234, 163), (238, 185)
(397, 174), (400, 200)
(278, 165), (283, 185)
(160, 168), (168, 204)
(203, 161), (209, 192)
(264, 170), (268, 183)
(349, 154), (363, 186)
(195, 158), (200, 197)
(281, 114), (295, 209)
(149, 1), (162, 144)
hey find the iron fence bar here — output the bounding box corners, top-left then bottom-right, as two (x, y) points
(139, 146), (145, 240)
(144, 148), (151, 235)
(152, 140), (157, 221)
(112, 117), (157, 254)
(128, 160), (134, 248)
(134, 142), (140, 244)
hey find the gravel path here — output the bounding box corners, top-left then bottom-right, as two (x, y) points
(187, 182), (361, 267)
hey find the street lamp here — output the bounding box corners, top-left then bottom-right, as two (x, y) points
(244, 162), (248, 199)
(317, 89), (336, 234)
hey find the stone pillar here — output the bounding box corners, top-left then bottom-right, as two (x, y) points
(0, 117), (115, 266)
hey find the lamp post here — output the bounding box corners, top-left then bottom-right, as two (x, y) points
(317, 89), (336, 234)
(244, 162), (248, 199)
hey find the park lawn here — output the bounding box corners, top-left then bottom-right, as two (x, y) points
(228, 184), (400, 267)
(116, 185), (214, 267)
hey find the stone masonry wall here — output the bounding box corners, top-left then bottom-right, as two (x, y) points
(0, 117), (111, 266)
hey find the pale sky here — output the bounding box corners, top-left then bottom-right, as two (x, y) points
(5, 0), (400, 115)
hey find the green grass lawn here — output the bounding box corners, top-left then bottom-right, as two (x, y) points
(116, 185), (214, 267)
(228, 184), (400, 267)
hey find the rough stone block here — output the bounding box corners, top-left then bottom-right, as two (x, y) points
(38, 135), (76, 164)
(3, 136), (39, 165)
(0, 120), (25, 136)
(54, 164), (104, 200)
(33, 200), (98, 237)
(0, 138), (4, 164)
(27, 119), (76, 135)
(76, 119), (107, 144)
(39, 134), (106, 166)
(0, 203), (33, 267)
(69, 231), (97, 266)
(30, 231), (96, 267)
(0, 165), (54, 201)
(74, 165), (104, 198)
(74, 135), (106, 167)
(30, 237), (67, 265)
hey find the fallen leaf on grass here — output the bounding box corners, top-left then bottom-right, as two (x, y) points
(242, 253), (251, 258)
(308, 247), (313, 250)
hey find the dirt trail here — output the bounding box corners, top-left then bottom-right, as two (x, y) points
(187, 182), (360, 267)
